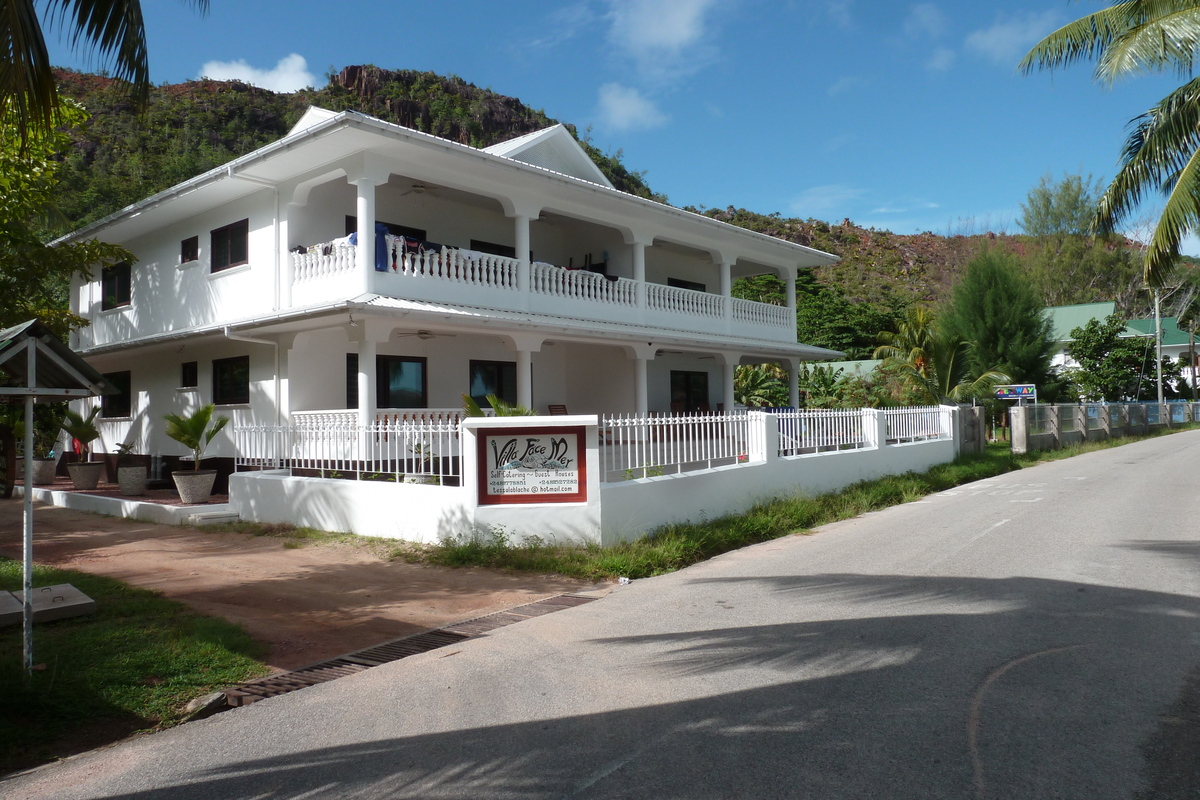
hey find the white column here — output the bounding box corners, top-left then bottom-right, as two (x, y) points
(355, 179), (376, 296)
(785, 271), (797, 313)
(355, 335), (374, 441)
(516, 349), (533, 410)
(633, 241), (647, 312)
(724, 362), (734, 412)
(634, 357), (648, 416)
(515, 214), (531, 310)
(720, 260), (733, 332)
(788, 360), (800, 408)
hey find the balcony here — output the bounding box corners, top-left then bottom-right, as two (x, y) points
(291, 236), (796, 342)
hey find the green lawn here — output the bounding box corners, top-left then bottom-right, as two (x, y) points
(0, 560), (269, 775)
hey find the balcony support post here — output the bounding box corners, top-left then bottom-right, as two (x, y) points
(785, 270), (797, 313)
(787, 357), (801, 409)
(632, 241), (647, 314)
(354, 179), (376, 296)
(719, 259), (733, 334)
(505, 333), (544, 411)
(625, 343), (656, 416)
(515, 214), (531, 310)
(715, 351), (740, 414)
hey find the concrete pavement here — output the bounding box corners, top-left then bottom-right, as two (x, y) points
(5, 430), (1200, 799)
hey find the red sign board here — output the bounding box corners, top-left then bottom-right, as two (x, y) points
(477, 426), (587, 505)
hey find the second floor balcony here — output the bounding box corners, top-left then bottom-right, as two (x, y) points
(291, 233), (796, 342)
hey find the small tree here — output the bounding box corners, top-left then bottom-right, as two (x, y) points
(163, 404), (229, 470)
(1065, 315), (1168, 401)
(940, 249), (1055, 388)
(60, 406), (101, 461)
(461, 393), (537, 417)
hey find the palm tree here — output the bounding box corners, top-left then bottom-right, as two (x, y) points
(1019, 1), (1200, 287)
(874, 306), (1009, 404)
(1, 0), (208, 143)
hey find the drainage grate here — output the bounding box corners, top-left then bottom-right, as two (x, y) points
(224, 593), (598, 707)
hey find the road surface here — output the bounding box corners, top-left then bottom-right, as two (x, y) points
(5, 431), (1200, 799)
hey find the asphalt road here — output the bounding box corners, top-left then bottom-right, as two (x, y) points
(6, 431), (1200, 799)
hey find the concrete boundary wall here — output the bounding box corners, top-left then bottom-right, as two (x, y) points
(229, 408), (962, 545)
(1010, 402), (1200, 454)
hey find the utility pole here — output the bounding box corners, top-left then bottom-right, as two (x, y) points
(1155, 289), (1164, 404)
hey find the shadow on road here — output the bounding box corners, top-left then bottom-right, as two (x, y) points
(13, 572), (1199, 800)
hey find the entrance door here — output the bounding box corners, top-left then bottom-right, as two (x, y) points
(670, 370), (709, 413)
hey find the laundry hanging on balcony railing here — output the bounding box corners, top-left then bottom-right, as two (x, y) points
(344, 223), (393, 272)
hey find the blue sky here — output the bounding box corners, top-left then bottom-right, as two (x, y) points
(44, 1), (1199, 251)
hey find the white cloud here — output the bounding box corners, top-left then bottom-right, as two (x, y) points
(826, 1), (854, 31)
(926, 46), (956, 71)
(526, 4), (598, 49)
(904, 3), (947, 39)
(828, 75), (867, 97)
(199, 53), (314, 93)
(597, 83), (669, 131)
(965, 11), (1062, 66)
(789, 184), (865, 216)
(606, 0), (721, 83)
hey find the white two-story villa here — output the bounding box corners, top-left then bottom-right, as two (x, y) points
(64, 107), (841, 465)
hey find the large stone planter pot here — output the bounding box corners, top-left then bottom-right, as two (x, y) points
(31, 457), (58, 485)
(172, 469), (217, 504)
(117, 465), (147, 496)
(67, 461), (105, 490)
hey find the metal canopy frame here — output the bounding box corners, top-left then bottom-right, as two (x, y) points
(0, 320), (115, 673)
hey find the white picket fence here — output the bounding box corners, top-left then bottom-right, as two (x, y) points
(882, 405), (948, 443)
(235, 416), (461, 482)
(600, 411), (759, 481)
(775, 408), (869, 455)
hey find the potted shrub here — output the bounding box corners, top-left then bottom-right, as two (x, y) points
(114, 441), (146, 496)
(13, 415), (62, 485)
(164, 404), (229, 504)
(61, 407), (104, 490)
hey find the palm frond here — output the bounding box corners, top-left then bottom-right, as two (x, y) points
(1095, 4), (1200, 83)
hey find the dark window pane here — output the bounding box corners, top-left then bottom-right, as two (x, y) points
(670, 370), (708, 412)
(181, 236), (198, 263)
(667, 277), (706, 292)
(376, 356), (426, 408)
(101, 371), (132, 418)
(213, 355), (250, 405)
(345, 215), (426, 240)
(470, 239), (517, 259)
(101, 262), (131, 310)
(346, 353), (358, 409)
(180, 361), (198, 388)
(211, 219), (249, 272)
(469, 360), (517, 406)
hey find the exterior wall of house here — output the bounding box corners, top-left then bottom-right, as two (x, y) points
(85, 339), (276, 461)
(645, 244), (720, 291)
(77, 190), (278, 350)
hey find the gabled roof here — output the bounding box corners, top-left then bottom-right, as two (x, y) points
(0, 320), (116, 397)
(483, 124), (614, 188)
(1045, 302), (1117, 342)
(288, 106), (339, 135)
(1125, 317), (1193, 347)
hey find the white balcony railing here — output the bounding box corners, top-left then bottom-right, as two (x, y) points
(291, 236), (795, 337)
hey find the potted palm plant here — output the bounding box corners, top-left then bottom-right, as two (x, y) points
(164, 404), (229, 504)
(114, 441), (146, 496)
(13, 416), (60, 485)
(61, 407), (104, 490)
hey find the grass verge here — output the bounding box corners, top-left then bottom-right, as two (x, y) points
(0, 560), (269, 775)
(419, 424), (1200, 580)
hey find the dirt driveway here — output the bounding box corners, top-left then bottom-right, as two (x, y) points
(0, 499), (605, 670)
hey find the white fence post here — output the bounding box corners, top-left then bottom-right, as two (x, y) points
(748, 410), (775, 463)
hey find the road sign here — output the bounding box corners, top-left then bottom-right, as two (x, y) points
(995, 384), (1037, 402)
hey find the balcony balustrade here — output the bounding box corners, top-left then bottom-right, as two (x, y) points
(291, 235), (795, 341)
